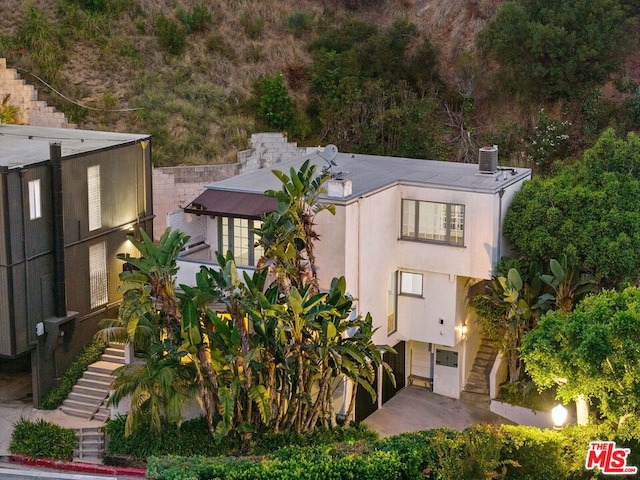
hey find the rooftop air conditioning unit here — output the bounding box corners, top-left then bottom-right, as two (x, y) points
(478, 145), (498, 173)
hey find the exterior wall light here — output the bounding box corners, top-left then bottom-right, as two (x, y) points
(461, 323), (468, 338)
(551, 403), (568, 430)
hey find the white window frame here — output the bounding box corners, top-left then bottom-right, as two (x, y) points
(399, 271), (423, 297)
(87, 165), (102, 231)
(28, 179), (42, 220)
(401, 199), (465, 246)
(387, 272), (397, 334)
(89, 242), (108, 309)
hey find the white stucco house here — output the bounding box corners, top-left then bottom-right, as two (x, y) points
(171, 146), (531, 420)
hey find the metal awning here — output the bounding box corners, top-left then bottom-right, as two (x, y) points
(183, 189), (277, 219)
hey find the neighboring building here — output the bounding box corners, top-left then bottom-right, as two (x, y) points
(0, 124), (153, 405)
(173, 146), (531, 420)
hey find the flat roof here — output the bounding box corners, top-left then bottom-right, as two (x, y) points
(204, 151), (531, 201)
(0, 124), (149, 169)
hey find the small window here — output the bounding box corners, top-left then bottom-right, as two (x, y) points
(89, 242), (108, 309)
(87, 165), (101, 231)
(399, 272), (423, 297)
(435, 349), (458, 368)
(387, 272), (397, 334)
(28, 179), (41, 220)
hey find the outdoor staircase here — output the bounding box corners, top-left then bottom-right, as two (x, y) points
(460, 337), (499, 409)
(73, 426), (106, 463)
(60, 344), (125, 422)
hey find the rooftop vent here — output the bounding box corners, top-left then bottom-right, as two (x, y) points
(478, 145), (498, 173)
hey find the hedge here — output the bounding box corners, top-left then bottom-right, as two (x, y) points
(146, 423), (640, 480)
(9, 418), (76, 461)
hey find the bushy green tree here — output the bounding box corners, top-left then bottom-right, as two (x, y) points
(504, 129), (640, 287)
(522, 287), (640, 430)
(307, 18), (447, 158)
(479, 0), (632, 100)
(256, 73), (295, 131)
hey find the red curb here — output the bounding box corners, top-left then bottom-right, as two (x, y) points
(8, 454), (147, 477)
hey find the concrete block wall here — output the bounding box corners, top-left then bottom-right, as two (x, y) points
(153, 133), (317, 240)
(0, 58), (75, 128)
(153, 164), (240, 240)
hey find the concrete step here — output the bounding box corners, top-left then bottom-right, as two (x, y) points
(82, 370), (114, 385)
(67, 391), (106, 406)
(73, 383), (109, 398)
(62, 398), (101, 412)
(60, 405), (93, 419)
(460, 390), (491, 409)
(92, 408), (110, 422)
(101, 353), (125, 364)
(105, 345), (125, 356)
(87, 360), (121, 375)
(464, 382), (490, 395)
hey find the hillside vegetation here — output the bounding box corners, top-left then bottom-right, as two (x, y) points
(0, 0), (638, 169)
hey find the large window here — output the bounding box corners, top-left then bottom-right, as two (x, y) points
(87, 165), (101, 231)
(28, 179), (41, 220)
(89, 242), (108, 309)
(401, 199), (464, 246)
(219, 217), (263, 266)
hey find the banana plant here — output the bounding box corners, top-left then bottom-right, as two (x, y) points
(486, 261), (548, 383)
(540, 253), (599, 314)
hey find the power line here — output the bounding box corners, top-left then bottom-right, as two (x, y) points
(15, 67), (143, 113)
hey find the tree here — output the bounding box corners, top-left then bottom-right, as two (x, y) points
(102, 161), (393, 439)
(306, 18), (447, 158)
(521, 287), (640, 430)
(479, 0), (632, 100)
(504, 129), (640, 287)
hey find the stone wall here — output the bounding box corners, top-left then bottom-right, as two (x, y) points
(0, 58), (75, 128)
(152, 132), (317, 239)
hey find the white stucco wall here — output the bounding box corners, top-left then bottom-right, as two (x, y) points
(397, 185), (498, 281)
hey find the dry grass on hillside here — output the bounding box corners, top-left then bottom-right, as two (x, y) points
(0, 0), (514, 165)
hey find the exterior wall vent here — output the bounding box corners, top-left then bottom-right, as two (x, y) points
(478, 145), (498, 173)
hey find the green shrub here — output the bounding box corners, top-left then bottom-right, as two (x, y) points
(255, 74), (295, 130)
(285, 11), (314, 37)
(375, 429), (451, 480)
(240, 11), (264, 40)
(155, 14), (187, 55)
(501, 425), (565, 479)
(40, 338), (107, 409)
(9, 418), (76, 461)
(178, 3), (212, 34)
(106, 415), (376, 459)
(147, 449), (401, 480)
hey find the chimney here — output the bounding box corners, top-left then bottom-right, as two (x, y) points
(326, 178), (352, 198)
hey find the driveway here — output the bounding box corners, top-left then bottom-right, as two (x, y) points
(363, 386), (509, 437)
